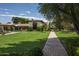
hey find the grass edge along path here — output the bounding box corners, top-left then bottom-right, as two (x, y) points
(56, 31), (79, 56)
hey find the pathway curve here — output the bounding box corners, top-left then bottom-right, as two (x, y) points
(42, 31), (68, 56)
(5, 32), (19, 35)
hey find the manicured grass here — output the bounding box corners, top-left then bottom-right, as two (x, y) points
(56, 31), (79, 56)
(0, 31), (49, 56)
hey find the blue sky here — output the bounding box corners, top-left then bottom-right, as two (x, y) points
(0, 3), (46, 24)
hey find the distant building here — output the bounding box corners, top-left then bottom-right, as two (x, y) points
(0, 20), (47, 31)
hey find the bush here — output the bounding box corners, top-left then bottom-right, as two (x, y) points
(27, 27), (33, 31)
(37, 25), (47, 31)
(36, 26), (42, 31)
(27, 24), (47, 31)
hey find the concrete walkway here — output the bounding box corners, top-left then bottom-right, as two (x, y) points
(42, 32), (68, 56)
(5, 32), (19, 35)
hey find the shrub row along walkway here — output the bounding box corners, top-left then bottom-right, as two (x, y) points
(42, 31), (68, 56)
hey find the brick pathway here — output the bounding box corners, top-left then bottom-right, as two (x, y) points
(42, 32), (68, 56)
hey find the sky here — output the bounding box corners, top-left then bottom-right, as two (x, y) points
(0, 3), (47, 24)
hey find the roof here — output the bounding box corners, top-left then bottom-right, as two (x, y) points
(14, 24), (30, 27)
(0, 24), (29, 26)
(0, 24), (14, 26)
(29, 20), (47, 24)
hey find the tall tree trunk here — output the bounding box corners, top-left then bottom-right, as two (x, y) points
(70, 4), (79, 34)
(55, 11), (63, 31)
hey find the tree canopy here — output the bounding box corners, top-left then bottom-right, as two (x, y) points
(38, 3), (79, 34)
(12, 17), (29, 24)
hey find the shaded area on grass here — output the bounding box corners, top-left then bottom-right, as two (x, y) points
(56, 31), (79, 56)
(0, 38), (47, 56)
(58, 37), (79, 56)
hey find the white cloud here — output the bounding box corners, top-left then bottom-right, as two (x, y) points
(0, 14), (25, 18)
(0, 14), (48, 22)
(0, 14), (16, 17)
(0, 8), (2, 9)
(0, 8), (9, 11)
(5, 12), (9, 14)
(19, 13), (26, 16)
(4, 8), (9, 11)
(25, 11), (31, 14)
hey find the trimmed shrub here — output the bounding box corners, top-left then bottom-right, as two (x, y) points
(27, 27), (33, 31)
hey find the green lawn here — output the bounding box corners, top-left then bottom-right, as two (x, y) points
(0, 31), (49, 56)
(56, 31), (79, 56)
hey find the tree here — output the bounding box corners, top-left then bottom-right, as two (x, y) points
(38, 3), (79, 34)
(12, 17), (29, 24)
(7, 22), (11, 24)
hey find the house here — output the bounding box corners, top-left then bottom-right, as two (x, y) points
(0, 20), (47, 32)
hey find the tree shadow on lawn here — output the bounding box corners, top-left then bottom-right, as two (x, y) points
(58, 36), (79, 56)
(0, 38), (47, 56)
